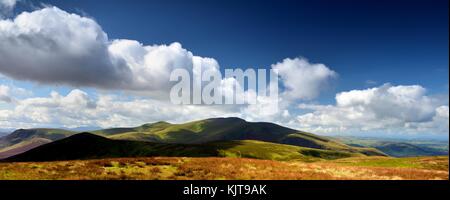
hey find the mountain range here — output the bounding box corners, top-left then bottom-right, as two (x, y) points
(336, 136), (449, 157)
(4, 132), (371, 162)
(1, 117), (444, 161)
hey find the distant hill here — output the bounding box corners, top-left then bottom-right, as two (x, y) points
(370, 142), (448, 157)
(0, 118), (385, 159)
(0, 128), (75, 149)
(335, 136), (449, 157)
(3, 133), (367, 162)
(0, 138), (51, 159)
(0, 132), (8, 137)
(0, 128), (76, 159)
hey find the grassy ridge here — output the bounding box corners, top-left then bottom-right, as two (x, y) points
(98, 118), (385, 156)
(216, 140), (360, 161)
(0, 118), (386, 158)
(4, 133), (364, 162)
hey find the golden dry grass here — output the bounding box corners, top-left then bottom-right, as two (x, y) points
(0, 156), (447, 180)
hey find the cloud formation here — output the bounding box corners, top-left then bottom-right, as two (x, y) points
(0, 5), (447, 138)
(0, 84), (11, 102)
(0, 6), (316, 130)
(0, 89), (239, 129)
(0, 6), (336, 103)
(0, 7), (220, 99)
(272, 58), (337, 100)
(0, 7), (125, 87)
(296, 84), (449, 135)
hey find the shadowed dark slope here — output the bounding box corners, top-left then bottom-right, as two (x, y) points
(3, 133), (374, 162)
(3, 133), (215, 162)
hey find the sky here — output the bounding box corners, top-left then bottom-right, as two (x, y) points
(0, 0), (448, 139)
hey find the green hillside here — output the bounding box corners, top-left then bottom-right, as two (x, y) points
(98, 118), (385, 156)
(0, 118), (386, 158)
(3, 133), (364, 162)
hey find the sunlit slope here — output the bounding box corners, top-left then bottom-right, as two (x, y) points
(0, 138), (52, 159)
(0, 128), (76, 158)
(0, 117), (386, 158)
(0, 128), (77, 147)
(97, 118), (385, 156)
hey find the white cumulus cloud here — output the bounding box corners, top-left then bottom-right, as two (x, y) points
(0, 6), (336, 105)
(296, 84), (449, 135)
(0, 89), (241, 129)
(1, 5), (445, 139)
(0, 7), (220, 99)
(272, 57), (337, 100)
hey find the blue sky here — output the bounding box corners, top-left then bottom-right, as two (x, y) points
(35, 0), (449, 98)
(0, 0), (448, 139)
